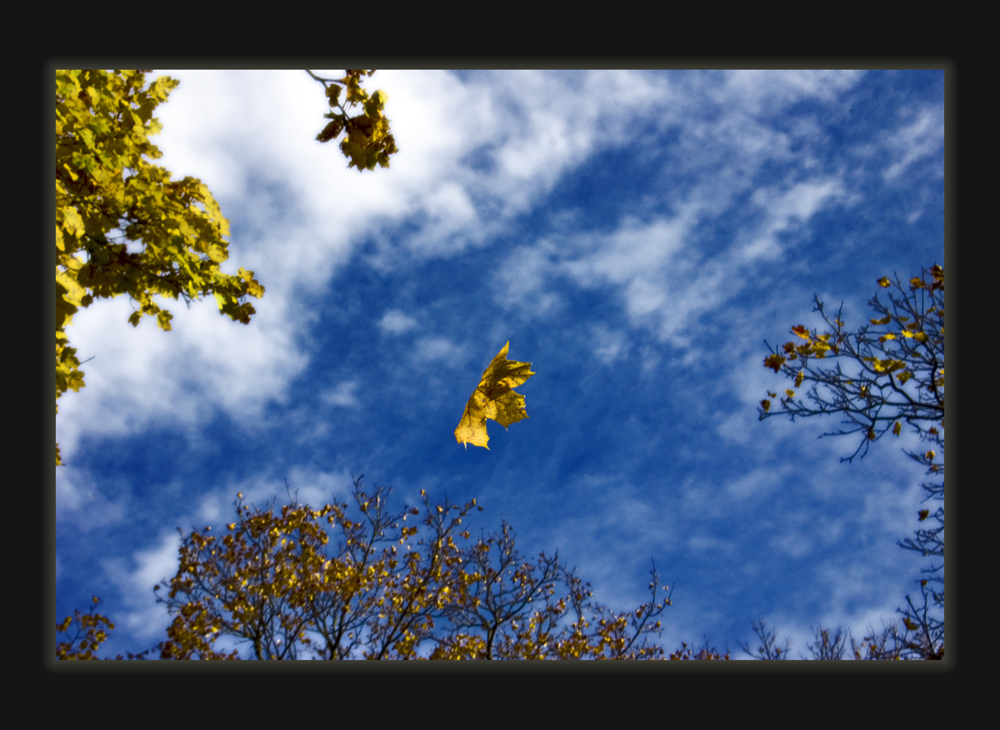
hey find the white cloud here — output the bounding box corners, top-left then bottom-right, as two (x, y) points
(739, 179), (846, 264)
(413, 336), (466, 364)
(591, 325), (628, 365)
(100, 531), (180, 646)
(883, 105), (944, 182)
(131, 532), (182, 593)
(321, 380), (361, 408)
(54, 465), (129, 531)
(723, 467), (777, 502)
(724, 70), (866, 114)
(378, 309), (418, 334)
(282, 466), (357, 508)
(57, 292), (309, 464)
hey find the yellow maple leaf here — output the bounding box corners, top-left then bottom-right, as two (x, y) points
(454, 341), (535, 450)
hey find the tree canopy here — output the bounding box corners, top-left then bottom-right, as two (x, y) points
(759, 263), (944, 465)
(756, 263), (945, 659)
(55, 69), (397, 465)
(57, 478), (732, 660)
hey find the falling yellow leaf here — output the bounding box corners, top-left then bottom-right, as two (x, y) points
(455, 341), (535, 450)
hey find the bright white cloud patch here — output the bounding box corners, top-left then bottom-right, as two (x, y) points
(413, 336), (466, 364)
(321, 381), (361, 408)
(379, 309), (418, 334)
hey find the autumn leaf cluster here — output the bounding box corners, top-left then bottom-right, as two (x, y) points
(757, 263), (944, 659)
(56, 596), (156, 660)
(55, 69), (266, 465)
(57, 478), (700, 660)
(55, 69), (400, 467)
(760, 264), (944, 463)
(310, 70), (399, 172)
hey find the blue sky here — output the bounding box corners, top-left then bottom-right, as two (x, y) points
(55, 68), (945, 659)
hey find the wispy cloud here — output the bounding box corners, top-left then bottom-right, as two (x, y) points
(378, 309), (418, 335)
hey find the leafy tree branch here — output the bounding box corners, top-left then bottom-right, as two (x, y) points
(58, 478), (719, 660)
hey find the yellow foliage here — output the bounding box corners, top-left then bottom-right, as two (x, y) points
(760, 263), (944, 463)
(54, 69), (399, 465)
(54, 70), (267, 465)
(455, 341), (535, 450)
(311, 70), (398, 172)
(60, 481), (692, 660)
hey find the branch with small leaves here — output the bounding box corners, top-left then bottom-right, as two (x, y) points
(55, 69), (265, 466)
(60, 477), (719, 660)
(753, 264), (945, 661)
(759, 264), (943, 463)
(306, 70), (398, 172)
